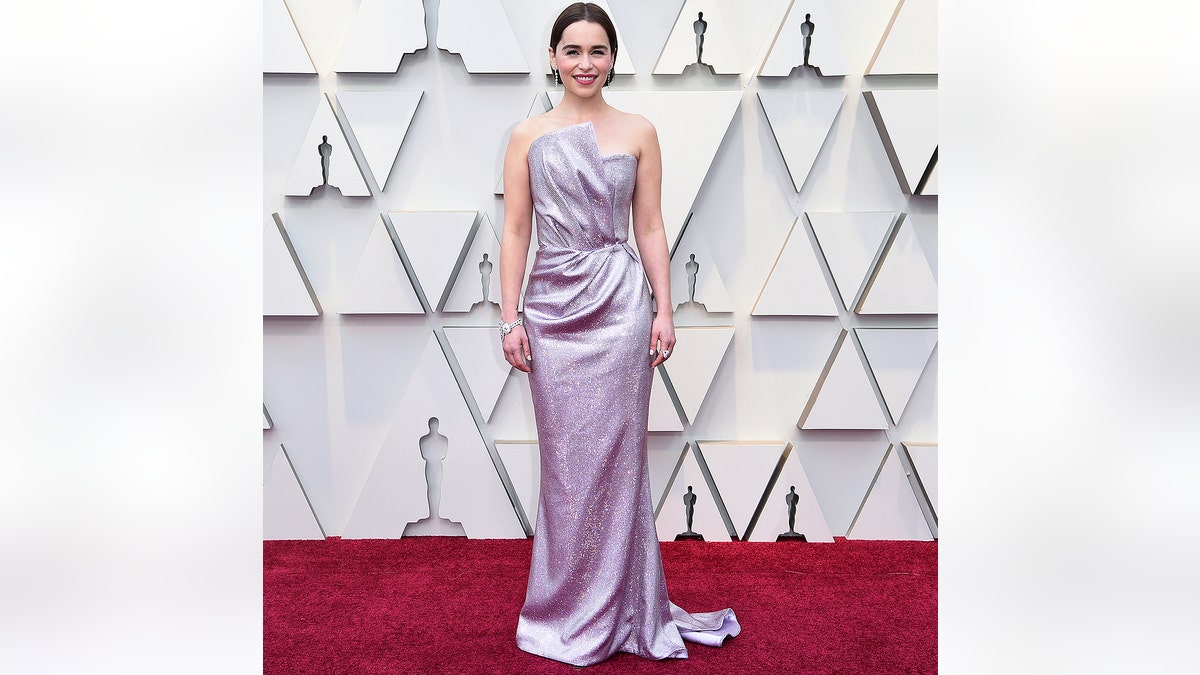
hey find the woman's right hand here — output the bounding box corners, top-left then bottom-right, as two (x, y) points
(503, 325), (532, 373)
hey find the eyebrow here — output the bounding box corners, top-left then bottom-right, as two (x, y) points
(561, 44), (610, 51)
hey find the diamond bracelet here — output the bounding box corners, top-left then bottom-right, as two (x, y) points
(498, 317), (523, 341)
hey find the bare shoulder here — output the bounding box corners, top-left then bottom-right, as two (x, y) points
(610, 111), (655, 137)
(508, 117), (542, 149)
(622, 113), (658, 153)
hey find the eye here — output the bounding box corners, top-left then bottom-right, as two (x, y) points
(565, 49), (579, 56)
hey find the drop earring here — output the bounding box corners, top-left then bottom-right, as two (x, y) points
(605, 68), (614, 86)
(553, 68), (561, 86)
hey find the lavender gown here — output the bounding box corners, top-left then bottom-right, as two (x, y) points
(515, 121), (740, 666)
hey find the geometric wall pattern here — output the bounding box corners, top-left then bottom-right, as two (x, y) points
(263, 213), (321, 316)
(759, 0), (854, 77)
(859, 214), (938, 314)
(808, 211), (897, 311)
(757, 90), (846, 193)
(263, 444), (324, 540)
(653, 0), (742, 74)
(752, 215), (838, 316)
(799, 331), (890, 430)
(747, 445), (834, 542)
(390, 211), (479, 311)
(265, 1), (937, 541)
(847, 444), (934, 540)
(856, 328), (938, 423)
(341, 336), (525, 539)
(695, 441), (791, 540)
(263, 0), (315, 74)
(867, 0), (938, 75)
(654, 443), (729, 542)
(338, 215), (424, 315)
(670, 226), (735, 312)
(903, 441), (938, 518)
(442, 214), (503, 313)
(333, 0), (427, 73)
(863, 89), (938, 195)
(334, 91), (423, 190)
(660, 326), (736, 424)
(436, 0), (529, 73)
(283, 94), (370, 197)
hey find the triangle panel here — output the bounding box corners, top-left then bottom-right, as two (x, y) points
(847, 445), (933, 540)
(655, 444), (728, 541)
(649, 368), (684, 432)
(903, 442), (938, 516)
(442, 326), (513, 421)
(264, 444), (325, 539)
(670, 228), (735, 312)
(808, 211), (895, 310)
(495, 442), (540, 531)
(695, 441), (787, 539)
(335, 90), (423, 190)
(343, 335), (523, 539)
(757, 90), (845, 193)
(264, 213), (321, 316)
(859, 215), (938, 314)
(921, 160), (938, 195)
(264, 0), (316, 73)
(390, 211), (477, 310)
(443, 214), (502, 312)
(436, 0), (529, 73)
(752, 216), (838, 316)
(282, 94), (370, 197)
(749, 448), (834, 542)
(759, 0), (852, 77)
(653, 0), (742, 74)
(856, 328), (938, 423)
(868, 0), (938, 75)
(339, 215), (423, 314)
(333, 0), (427, 73)
(487, 370), (539, 434)
(661, 326), (735, 423)
(800, 332), (888, 429)
(864, 89), (937, 194)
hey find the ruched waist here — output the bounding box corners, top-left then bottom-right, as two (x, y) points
(536, 241), (638, 261)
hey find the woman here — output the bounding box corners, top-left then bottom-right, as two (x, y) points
(497, 2), (739, 667)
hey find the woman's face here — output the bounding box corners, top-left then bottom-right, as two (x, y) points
(550, 20), (613, 96)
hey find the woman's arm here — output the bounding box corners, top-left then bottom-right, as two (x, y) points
(499, 120), (536, 373)
(629, 116), (676, 370)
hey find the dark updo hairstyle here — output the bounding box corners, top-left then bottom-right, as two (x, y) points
(549, 2), (618, 87)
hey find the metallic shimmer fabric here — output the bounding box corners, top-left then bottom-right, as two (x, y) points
(515, 122), (740, 666)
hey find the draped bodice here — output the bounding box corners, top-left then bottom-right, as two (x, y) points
(527, 121), (638, 251)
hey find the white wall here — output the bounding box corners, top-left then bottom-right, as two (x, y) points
(264, 0), (938, 540)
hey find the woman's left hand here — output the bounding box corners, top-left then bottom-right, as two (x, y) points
(649, 312), (675, 369)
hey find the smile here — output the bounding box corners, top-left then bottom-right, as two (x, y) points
(573, 74), (598, 84)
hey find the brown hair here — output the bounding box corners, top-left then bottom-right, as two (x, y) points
(549, 3), (618, 86)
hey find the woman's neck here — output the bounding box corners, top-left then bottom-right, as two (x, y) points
(554, 92), (610, 122)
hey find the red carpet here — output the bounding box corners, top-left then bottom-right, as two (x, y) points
(264, 537), (936, 674)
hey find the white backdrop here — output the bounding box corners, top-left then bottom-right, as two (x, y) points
(263, 0), (939, 541)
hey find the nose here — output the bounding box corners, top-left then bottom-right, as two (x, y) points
(580, 54), (594, 71)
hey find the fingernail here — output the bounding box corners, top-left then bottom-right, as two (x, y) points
(650, 349), (656, 356)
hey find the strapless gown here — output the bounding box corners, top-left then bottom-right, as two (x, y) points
(514, 121), (740, 666)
